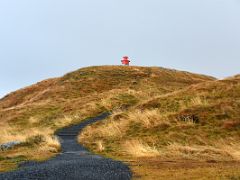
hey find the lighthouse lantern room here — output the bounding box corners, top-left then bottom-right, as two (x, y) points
(121, 56), (130, 66)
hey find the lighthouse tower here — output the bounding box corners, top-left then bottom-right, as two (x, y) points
(121, 56), (130, 66)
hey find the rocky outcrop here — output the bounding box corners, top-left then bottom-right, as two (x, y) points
(0, 141), (21, 151)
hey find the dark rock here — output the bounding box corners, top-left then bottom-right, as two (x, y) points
(0, 141), (21, 151)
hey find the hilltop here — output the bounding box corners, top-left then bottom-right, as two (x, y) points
(2, 66), (239, 179)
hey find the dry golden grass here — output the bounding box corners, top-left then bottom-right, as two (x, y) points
(0, 125), (26, 144)
(96, 140), (105, 152)
(131, 160), (240, 180)
(53, 115), (75, 128)
(0, 66), (216, 172)
(123, 140), (160, 157)
(80, 75), (240, 179)
(0, 124), (60, 152)
(118, 136), (240, 161)
(80, 112), (129, 139)
(180, 96), (209, 110)
(0, 125), (60, 172)
(164, 141), (240, 161)
(127, 109), (171, 129)
(218, 142), (240, 161)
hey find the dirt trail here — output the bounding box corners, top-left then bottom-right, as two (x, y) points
(0, 113), (132, 180)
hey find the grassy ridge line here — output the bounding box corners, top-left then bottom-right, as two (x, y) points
(0, 66), (215, 109)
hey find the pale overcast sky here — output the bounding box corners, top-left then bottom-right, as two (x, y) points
(0, 0), (240, 98)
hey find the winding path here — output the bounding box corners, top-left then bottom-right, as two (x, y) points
(0, 113), (132, 180)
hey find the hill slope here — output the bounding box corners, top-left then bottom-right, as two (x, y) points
(80, 75), (240, 179)
(0, 66), (215, 172)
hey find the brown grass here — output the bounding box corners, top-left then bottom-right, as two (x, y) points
(123, 140), (161, 157)
(164, 141), (240, 161)
(80, 75), (240, 179)
(0, 66), (216, 173)
(131, 160), (240, 180)
(128, 109), (172, 129)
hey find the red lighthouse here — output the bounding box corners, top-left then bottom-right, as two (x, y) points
(121, 56), (131, 66)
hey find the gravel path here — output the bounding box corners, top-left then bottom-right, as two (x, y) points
(0, 113), (132, 180)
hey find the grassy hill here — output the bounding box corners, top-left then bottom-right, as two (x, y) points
(80, 74), (240, 179)
(2, 66), (239, 178)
